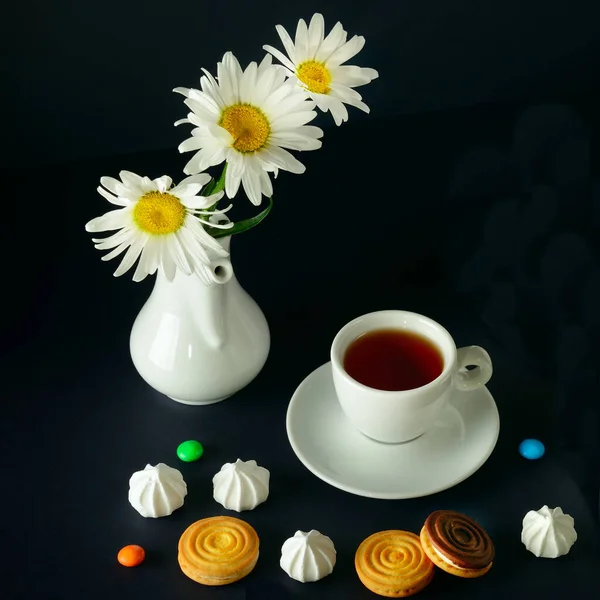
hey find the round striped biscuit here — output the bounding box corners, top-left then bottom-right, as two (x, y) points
(420, 510), (494, 578)
(355, 530), (434, 597)
(178, 516), (259, 586)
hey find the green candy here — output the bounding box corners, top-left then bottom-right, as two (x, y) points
(177, 440), (204, 462)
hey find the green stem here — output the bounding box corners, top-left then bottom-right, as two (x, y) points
(198, 163), (228, 223)
(202, 163), (228, 201)
(211, 163), (228, 196)
(210, 196), (274, 239)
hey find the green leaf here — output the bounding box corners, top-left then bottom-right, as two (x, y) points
(202, 163), (227, 198)
(210, 196), (274, 238)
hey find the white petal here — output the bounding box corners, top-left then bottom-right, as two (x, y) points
(329, 101), (350, 125)
(204, 206), (233, 226)
(93, 226), (134, 250)
(259, 168), (273, 198)
(199, 69), (226, 108)
(207, 122), (233, 145)
(178, 224), (210, 264)
(294, 18), (310, 61)
(217, 52), (241, 105)
(133, 242), (154, 282)
(257, 52), (273, 75)
(186, 218), (229, 257)
(113, 235), (146, 277)
(160, 242), (177, 281)
(138, 176), (156, 193)
(174, 118), (191, 126)
(100, 176), (125, 195)
(271, 109), (318, 129)
(262, 45), (296, 72)
(97, 185), (128, 207)
(154, 175), (172, 193)
(330, 83), (370, 112)
(178, 136), (205, 153)
(173, 86), (193, 97)
(100, 240), (130, 262)
(240, 159), (263, 206)
(146, 240), (160, 275)
(184, 97), (219, 123)
(182, 121), (229, 147)
(275, 24), (298, 64)
(187, 88), (222, 114)
(242, 176), (262, 206)
(315, 21), (347, 62)
(239, 60), (258, 101)
(269, 129), (323, 151)
(253, 55), (286, 104)
(115, 186), (141, 203)
(194, 263), (214, 286)
(261, 82), (297, 114)
(223, 149), (240, 173)
(307, 13), (325, 58)
(326, 35), (366, 69)
(225, 160), (242, 199)
(331, 65), (379, 87)
(277, 64), (296, 80)
(119, 170), (146, 190)
(313, 93), (349, 125)
(259, 146), (305, 174)
(175, 173), (212, 190)
(183, 145), (227, 175)
(264, 90), (315, 121)
(183, 190), (224, 209)
(171, 183), (202, 198)
(85, 208), (130, 232)
(167, 231), (192, 275)
(186, 112), (209, 129)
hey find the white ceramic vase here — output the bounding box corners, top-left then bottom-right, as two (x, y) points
(129, 237), (270, 405)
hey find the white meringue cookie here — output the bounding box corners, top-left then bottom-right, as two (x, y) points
(212, 459), (270, 512)
(280, 530), (336, 582)
(128, 463), (187, 518)
(521, 505), (577, 558)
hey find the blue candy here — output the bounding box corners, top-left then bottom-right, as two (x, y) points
(519, 438), (545, 460)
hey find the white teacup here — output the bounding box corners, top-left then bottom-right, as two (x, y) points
(330, 310), (493, 443)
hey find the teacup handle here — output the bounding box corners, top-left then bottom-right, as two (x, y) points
(455, 346), (493, 391)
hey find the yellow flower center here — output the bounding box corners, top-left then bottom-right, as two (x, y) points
(296, 60), (332, 94)
(133, 191), (185, 235)
(219, 104), (270, 153)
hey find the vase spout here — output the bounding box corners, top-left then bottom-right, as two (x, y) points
(198, 258), (233, 349)
(207, 257), (233, 285)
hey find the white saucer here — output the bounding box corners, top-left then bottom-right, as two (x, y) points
(286, 362), (500, 499)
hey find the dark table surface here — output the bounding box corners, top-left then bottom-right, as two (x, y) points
(4, 90), (600, 599)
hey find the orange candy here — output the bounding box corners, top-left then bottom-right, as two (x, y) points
(117, 544), (145, 567)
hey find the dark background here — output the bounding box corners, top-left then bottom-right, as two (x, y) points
(3, 0), (600, 167)
(3, 1), (600, 599)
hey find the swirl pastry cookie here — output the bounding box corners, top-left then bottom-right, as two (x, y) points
(178, 516), (259, 586)
(420, 510), (494, 578)
(355, 530), (434, 597)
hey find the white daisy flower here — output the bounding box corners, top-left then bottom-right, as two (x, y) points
(174, 51), (323, 206)
(85, 170), (233, 284)
(263, 13), (379, 126)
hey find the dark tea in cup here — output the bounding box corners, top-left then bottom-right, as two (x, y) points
(343, 328), (444, 391)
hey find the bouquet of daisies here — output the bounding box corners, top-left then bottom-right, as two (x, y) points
(86, 14), (378, 284)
